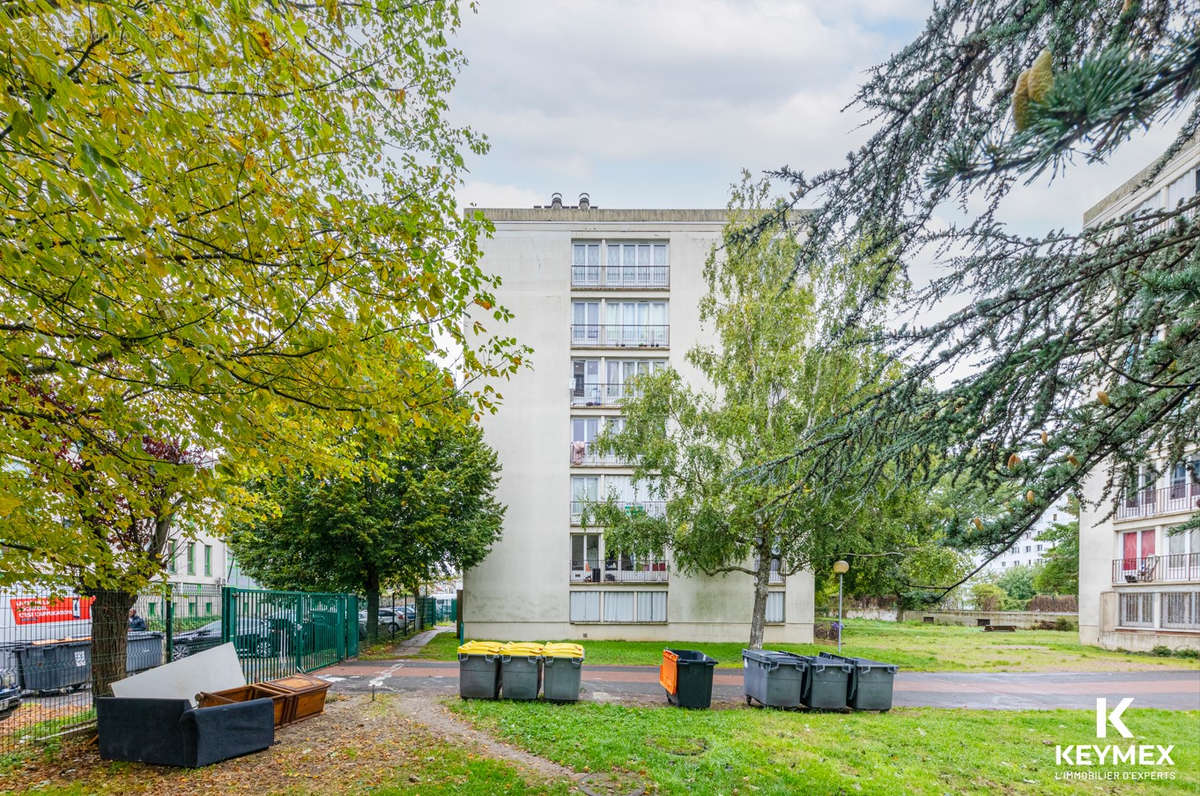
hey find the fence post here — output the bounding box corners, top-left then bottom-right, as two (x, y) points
(220, 586), (235, 645)
(164, 587), (174, 660)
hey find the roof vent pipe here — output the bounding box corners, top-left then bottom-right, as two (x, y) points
(550, 192), (563, 209)
(578, 193), (590, 210)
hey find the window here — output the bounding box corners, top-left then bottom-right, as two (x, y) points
(167, 541), (176, 574)
(604, 301), (668, 347)
(187, 601), (196, 617)
(765, 592), (785, 623)
(1036, 544), (1043, 552)
(605, 242), (669, 287)
(571, 359), (602, 404)
(148, 603), (157, 617)
(603, 591), (635, 623)
(1024, 545), (1031, 553)
(1167, 170), (1197, 207)
(571, 476), (599, 521)
(571, 301), (601, 344)
(204, 601), (213, 616)
(186, 543), (195, 576)
(1118, 592), (1154, 627)
(571, 534), (601, 582)
(572, 242), (601, 285)
(1162, 592), (1200, 629)
(637, 591), (667, 622)
(570, 591), (601, 622)
(1165, 527), (1200, 581)
(1120, 529), (1156, 575)
(203, 545), (213, 577)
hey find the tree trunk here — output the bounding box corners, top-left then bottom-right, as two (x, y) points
(89, 589), (136, 701)
(894, 592), (905, 623)
(365, 567), (380, 643)
(748, 535), (773, 649)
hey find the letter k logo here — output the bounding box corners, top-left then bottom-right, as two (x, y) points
(1096, 697), (1133, 739)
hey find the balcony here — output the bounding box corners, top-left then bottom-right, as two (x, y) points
(570, 557), (669, 583)
(1111, 552), (1200, 584)
(570, 500), (666, 523)
(570, 324), (669, 349)
(572, 265), (669, 289)
(1116, 484), (1200, 520)
(571, 382), (627, 407)
(569, 442), (623, 467)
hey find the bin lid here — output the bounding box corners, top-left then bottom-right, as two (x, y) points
(667, 648), (717, 666)
(741, 649), (804, 668)
(542, 643), (584, 659)
(817, 651), (899, 672)
(457, 641), (503, 655)
(499, 642), (545, 657)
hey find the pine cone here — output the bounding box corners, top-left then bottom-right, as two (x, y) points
(1012, 70), (1031, 131)
(1027, 50), (1054, 103)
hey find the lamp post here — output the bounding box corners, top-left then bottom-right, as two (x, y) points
(833, 560), (849, 653)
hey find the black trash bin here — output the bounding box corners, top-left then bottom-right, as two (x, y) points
(818, 652), (899, 711)
(16, 640), (91, 693)
(792, 654), (852, 710)
(742, 649), (806, 708)
(661, 649), (717, 709)
(126, 632), (165, 673)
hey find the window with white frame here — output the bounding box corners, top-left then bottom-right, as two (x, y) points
(569, 591), (667, 623)
(765, 592), (785, 623)
(572, 301), (601, 344)
(1165, 527), (1200, 581)
(570, 476), (598, 520)
(605, 242), (669, 287)
(1162, 592), (1200, 629)
(569, 590), (601, 622)
(572, 242), (601, 285)
(1118, 592), (1155, 627)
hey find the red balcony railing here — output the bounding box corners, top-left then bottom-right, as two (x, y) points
(570, 324), (669, 348)
(570, 557), (668, 583)
(1111, 552), (1200, 584)
(1116, 484), (1200, 520)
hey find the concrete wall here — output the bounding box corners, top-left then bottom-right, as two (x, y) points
(911, 610), (1076, 629)
(463, 208), (814, 643)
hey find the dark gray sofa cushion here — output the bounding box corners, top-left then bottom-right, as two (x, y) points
(97, 696), (274, 767)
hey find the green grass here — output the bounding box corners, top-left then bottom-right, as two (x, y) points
(454, 700), (1198, 795)
(404, 629), (462, 661)
(440, 619), (1200, 672)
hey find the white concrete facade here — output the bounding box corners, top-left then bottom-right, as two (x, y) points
(1078, 140), (1200, 652)
(974, 505), (1069, 576)
(463, 199), (814, 643)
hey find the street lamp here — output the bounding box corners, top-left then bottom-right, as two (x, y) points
(832, 559), (849, 653)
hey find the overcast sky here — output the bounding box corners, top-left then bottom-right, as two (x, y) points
(448, 0), (1183, 239)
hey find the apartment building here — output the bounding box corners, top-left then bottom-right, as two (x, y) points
(975, 505), (1069, 576)
(1077, 139), (1200, 652)
(462, 194), (814, 642)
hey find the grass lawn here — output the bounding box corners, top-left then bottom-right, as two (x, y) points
(455, 700), (1198, 795)
(419, 619), (1200, 672)
(0, 694), (568, 795)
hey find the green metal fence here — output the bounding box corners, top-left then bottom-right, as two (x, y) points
(222, 587), (358, 682)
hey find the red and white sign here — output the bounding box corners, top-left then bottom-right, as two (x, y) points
(9, 596), (94, 625)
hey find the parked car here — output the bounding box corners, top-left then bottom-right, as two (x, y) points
(172, 618), (281, 660)
(0, 668), (20, 719)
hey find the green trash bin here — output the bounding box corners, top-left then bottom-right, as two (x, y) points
(458, 641), (502, 699)
(742, 649), (805, 708)
(662, 649), (717, 709)
(542, 644), (584, 702)
(794, 654), (852, 710)
(499, 643), (543, 700)
(819, 652), (899, 711)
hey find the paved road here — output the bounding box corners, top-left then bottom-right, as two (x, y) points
(319, 659), (1200, 710)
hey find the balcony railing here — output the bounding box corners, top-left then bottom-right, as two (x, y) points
(1117, 483), (1200, 520)
(570, 557), (669, 583)
(570, 324), (669, 348)
(571, 382), (628, 406)
(570, 500), (666, 523)
(572, 265), (670, 289)
(569, 442), (623, 466)
(1111, 552), (1200, 584)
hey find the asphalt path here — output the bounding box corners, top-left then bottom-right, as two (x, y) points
(318, 659), (1200, 711)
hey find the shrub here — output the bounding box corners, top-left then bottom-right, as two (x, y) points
(1053, 617), (1076, 631)
(1150, 645), (1172, 657)
(1173, 648), (1199, 659)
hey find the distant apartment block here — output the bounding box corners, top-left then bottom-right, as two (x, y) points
(462, 194), (814, 642)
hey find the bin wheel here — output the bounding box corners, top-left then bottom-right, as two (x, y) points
(745, 696), (753, 706)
